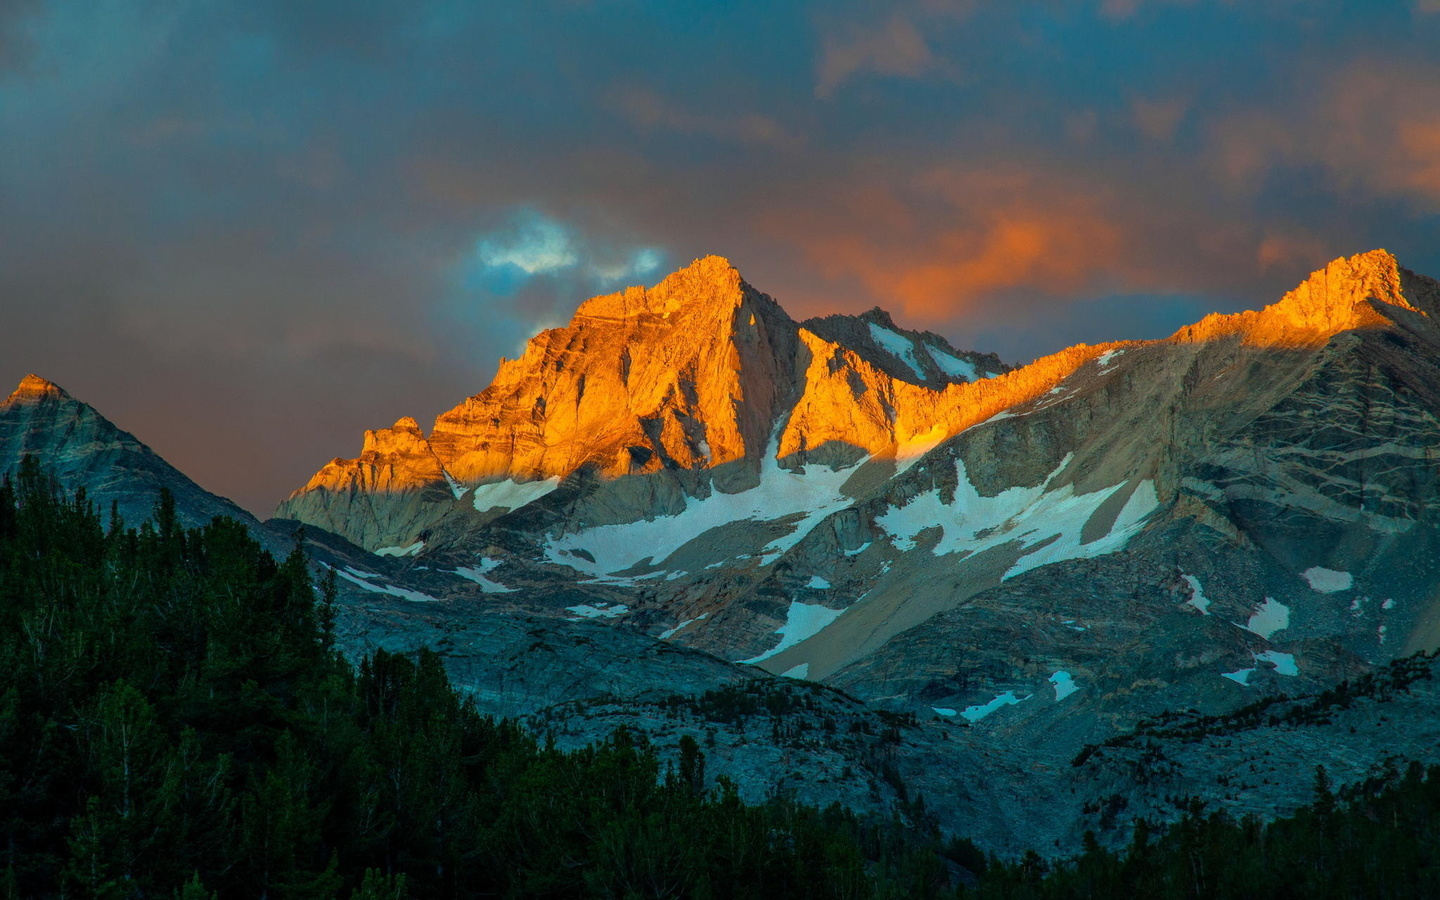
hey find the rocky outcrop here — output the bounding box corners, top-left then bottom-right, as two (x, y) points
(278, 416), (462, 552)
(428, 256), (801, 483)
(800, 306), (1008, 387)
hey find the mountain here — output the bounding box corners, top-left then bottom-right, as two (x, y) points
(277, 250), (1440, 758)
(0, 374), (261, 530)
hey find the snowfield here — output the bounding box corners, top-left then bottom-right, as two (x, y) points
(545, 445), (863, 577)
(876, 456), (1159, 581)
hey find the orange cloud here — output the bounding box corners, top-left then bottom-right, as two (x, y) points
(761, 165), (1131, 320)
(1209, 61), (1440, 208)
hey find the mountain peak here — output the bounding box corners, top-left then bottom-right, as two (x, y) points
(1269, 249), (1417, 329)
(1172, 249), (1428, 347)
(574, 255), (745, 320)
(5, 374), (71, 405)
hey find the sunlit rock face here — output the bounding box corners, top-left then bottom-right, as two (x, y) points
(429, 255), (800, 481)
(276, 254), (1006, 550)
(1174, 248), (1433, 346)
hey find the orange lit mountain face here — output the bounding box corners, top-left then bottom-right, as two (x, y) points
(279, 249), (1438, 555)
(1172, 248), (1437, 346)
(276, 254), (1011, 548)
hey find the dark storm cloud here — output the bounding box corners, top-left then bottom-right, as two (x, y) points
(1, 0), (1437, 514)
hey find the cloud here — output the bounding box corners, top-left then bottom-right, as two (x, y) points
(762, 164), (1135, 320)
(1132, 97), (1188, 142)
(467, 209), (664, 288)
(1098, 0), (1205, 21)
(812, 1), (973, 98)
(475, 210), (579, 276)
(1209, 60), (1440, 209)
(610, 85), (805, 150)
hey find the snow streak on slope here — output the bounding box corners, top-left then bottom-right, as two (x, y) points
(1181, 574), (1211, 614)
(1049, 671), (1079, 701)
(867, 323), (926, 379)
(471, 477), (561, 513)
(962, 691), (1025, 722)
(926, 345), (978, 381)
(875, 457), (1160, 581)
(545, 448), (863, 577)
(743, 601), (846, 664)
(335, 567), (440, 603)
(453, 557), (517, 593)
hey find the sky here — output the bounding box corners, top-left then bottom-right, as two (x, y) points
(3, 0), (1440, 516)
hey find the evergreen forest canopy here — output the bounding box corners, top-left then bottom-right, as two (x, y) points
(2, 457), (1440, 899)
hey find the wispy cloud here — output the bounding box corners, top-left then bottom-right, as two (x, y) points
(812, 1), (973, 98)
(610, 85), (804, 150)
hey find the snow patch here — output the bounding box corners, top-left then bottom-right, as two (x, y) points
(1240, 598), (1289, 639)
(452, 557), (516, 593)
(875, 457), (1159, 581)
(472, 477), (561, 513)
(442, 469), (468, 499)
(1049, 671), (1079, 701)
(931, 707), (957, 717)
(780, 663), (810, 680)
(1254, 650), (1298, 676)
(337, 567), (440, 603)
(807, 575), (831, 589)
(1221, 668), (1256, 685)
(1181, 574), (1211, 614)
(868, 323), (927, 379)
(546, 441), (862, 577)
(659, 613), (708, 640)
(374, 541), (424, 558)
(1301, 566), (1353, 594)
(926, 345), (978, 381)
(843, 542), (871, 557)
(960, 691), (1025, 722)
(566, 603), (629, 619)
(742, 601), (846, 664)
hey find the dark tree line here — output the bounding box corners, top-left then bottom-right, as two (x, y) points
(964, 757), (1440, 898)
(0, 460), (956, 899)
